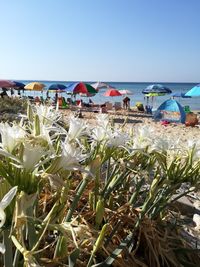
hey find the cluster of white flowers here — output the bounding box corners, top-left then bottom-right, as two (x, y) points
(91, 114), (129, 147)
(1, 104), (200, 174)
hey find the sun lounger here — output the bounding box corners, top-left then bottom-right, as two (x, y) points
(105, 102), (113, 111)
(114, 102), (122, 111)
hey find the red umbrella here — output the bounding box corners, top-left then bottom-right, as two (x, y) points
(0, 80), (15, 88)
(103, 88), (122, 97)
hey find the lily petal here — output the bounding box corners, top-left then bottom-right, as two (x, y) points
(0, 186), (18, 210)
(0, 243), (5, 254)
(0, 208), (6, 228)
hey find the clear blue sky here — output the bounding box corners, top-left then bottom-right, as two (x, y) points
(0, 0), (199, 82)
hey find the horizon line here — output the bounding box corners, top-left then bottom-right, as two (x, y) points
(3, 78), (199, 84)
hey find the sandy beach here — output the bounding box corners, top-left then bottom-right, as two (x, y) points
(60, 108), (200, 143)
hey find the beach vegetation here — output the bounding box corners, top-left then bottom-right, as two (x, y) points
(0, 104), (199, 266)
(0, 97), (27, 122)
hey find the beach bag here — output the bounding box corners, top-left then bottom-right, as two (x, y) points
(185, 112), (198, 127)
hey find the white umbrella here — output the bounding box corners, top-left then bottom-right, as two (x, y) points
(119, 89), (133, 95)
(90, 82), (110, 90)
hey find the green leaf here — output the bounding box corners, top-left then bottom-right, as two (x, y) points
(68, 248), (80, 267)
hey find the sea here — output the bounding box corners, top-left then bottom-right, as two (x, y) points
(11, 81), (199, 110)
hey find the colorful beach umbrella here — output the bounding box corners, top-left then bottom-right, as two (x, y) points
(0, 80), (15, 88)
(91, 82), (110, 90)
(24, 82), (46, 91)
(185, 84), (200, 97)
(142, 84), (172, 94)
(119, 89), (133, 95)
(66, 82), (97, 95)
(104, 88), (122, 97)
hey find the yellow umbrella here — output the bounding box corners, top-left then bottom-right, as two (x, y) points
(24, 82), (46, 91)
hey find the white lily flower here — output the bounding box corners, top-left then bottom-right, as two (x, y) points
(151, 137), (171, 152)
(92, 126), (111, 143)
(34, 104), (61, 125)
(0, 122), (26, 153)
(107, 130), (129, 147)
(67, 116), (88, 141)
(22, 143), (47, 171)
(131, 125), (155, 150)
(96, 113), (110, 129)
(30, 122), (54, 147)
(54, 142), (86, 171)
(0, 186), (18, 229)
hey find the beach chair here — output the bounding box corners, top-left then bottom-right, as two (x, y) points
(145, 105), (153, 114)
(61, 97), (69, 109)
(114, 102), (122, 111)
(105, 102), (113, 111)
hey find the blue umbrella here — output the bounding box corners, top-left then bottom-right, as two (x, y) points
(12, 81), (25, 89)
(185, 84), (200, 97)
(142, 84), (172, 94)
(48, 83), (67, 91)
(170, 92), (191, 98)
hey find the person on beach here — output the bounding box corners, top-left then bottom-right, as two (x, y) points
(89, 98), (93, 104)
(0, 88), (9, 98)
(11, 88), (14, 96)
(46, 90), (49, 99)
(54, 92), (58, 104)
(123, 96), (130, 110)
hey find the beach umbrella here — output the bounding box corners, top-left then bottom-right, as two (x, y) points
(185, 84), (200, 97)
(0, 80), (15, 88)
(24, 82), (46, 91)
(142, 84), (172, 94)
(66, 82), (97, 95)
(104, 88), (122, 97)
(171, 92), (191, 98)
(119, 89), (133, 95)
(48, 83), (67, 91)
(13, 81), (25, 89)
(91, 82), (110, 90)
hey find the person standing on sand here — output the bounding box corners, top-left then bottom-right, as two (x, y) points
(123, 96), (130, 110)
(54, 92), (58, 104)
(0, 88), (9, 98)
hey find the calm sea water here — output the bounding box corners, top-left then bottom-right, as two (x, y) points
(14, 80), (199, 110)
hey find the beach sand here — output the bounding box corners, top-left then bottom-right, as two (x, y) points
(60, 108), (200, 143)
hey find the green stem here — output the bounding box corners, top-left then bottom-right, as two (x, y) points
(3, 229), (13, 267)
(27, 205), (37, 249)
(105, 158), (110, 184)
(129, 177), (145, 205)
(65, 177), (90, 222)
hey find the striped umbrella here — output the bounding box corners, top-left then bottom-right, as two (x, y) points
(67, 82), (97, 95)
(24, 82), (46, 91)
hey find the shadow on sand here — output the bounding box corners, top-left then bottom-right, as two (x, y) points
(113, 117), (143, 124)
